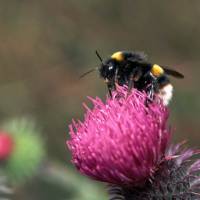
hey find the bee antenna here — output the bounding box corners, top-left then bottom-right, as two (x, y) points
(95, 50), (103, 62)
(79, 68), (96, 79)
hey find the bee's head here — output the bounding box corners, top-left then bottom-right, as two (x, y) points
(99, 59), (117, 81)
(96, 51), (123, 81)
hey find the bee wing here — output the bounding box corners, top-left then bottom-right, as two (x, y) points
(162, 66), (184, 79)
(127, 57), (146, 63)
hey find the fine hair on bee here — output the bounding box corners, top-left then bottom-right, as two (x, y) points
(80, 50), (184, 105)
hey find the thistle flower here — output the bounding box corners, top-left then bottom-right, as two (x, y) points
(1, 118), (45, 184)
(67, 86), (170, 186)
(108, 143), (200, 199)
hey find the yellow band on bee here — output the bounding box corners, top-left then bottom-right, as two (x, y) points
(151, 64), (164, 77)
(111, 51), (124, 61)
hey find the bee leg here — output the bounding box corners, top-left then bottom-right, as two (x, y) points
(107, 82), (113, 98)
(128, 75), (134, 92)
(147, 84), (154, 99)
(108, 88), (112, 97)
(113, 68), (119, 91)
(145, 88), (154, 106)
(128, 67), (141, 92)
(128, 69), (137, 92)
(114, 68), (119, 84)
(145, 76), (157, 105)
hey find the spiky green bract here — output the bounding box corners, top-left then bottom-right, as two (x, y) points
(108, 144), (200, 200)
(2, 119), (45, 184)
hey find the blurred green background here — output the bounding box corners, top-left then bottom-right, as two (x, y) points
(0, 0), (200, 199)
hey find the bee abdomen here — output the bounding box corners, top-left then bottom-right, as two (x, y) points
(158, 83), (173, 106)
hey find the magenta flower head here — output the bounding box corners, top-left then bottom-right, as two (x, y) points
(67, 86), (170, 187)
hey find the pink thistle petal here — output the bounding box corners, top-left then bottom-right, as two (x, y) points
(67, 86), (171, 186)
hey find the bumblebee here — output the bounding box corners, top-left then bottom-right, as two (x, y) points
(98, 51), (184, 105)
(81, 51), (184, 105)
